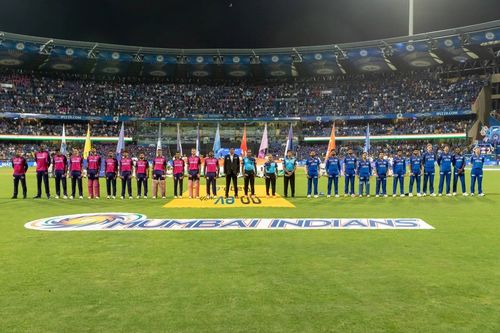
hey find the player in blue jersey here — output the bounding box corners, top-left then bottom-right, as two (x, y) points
(357, 152), (372, 197)
(470, 147), (485, 196)
(242, 149), (257, 197)
(452, 147), (467, 196)
(437, 145), (453, 196)
(343, 148), (357, 197)
(422, 143), (437, 196)
(392, 149), (406, 197)
(305, 150), (321, 198)
(325, 150), (341, 198)
(408, 148), (423, 197)
(374, 152), (389, 197)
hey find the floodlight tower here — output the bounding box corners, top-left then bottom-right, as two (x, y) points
(409, 0), (414, 36)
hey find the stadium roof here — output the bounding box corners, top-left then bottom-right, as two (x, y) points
(0, 20), (499, 79)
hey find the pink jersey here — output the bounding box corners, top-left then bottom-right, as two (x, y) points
(204, 158), (218, 173)
(35, 151), (50, 171)
(87, 154), (101, 170)
(120, 158), (132, 172)
(173, 159), (185, 175)
(105, 158), (118, 173)
(70, 156), (83, 172)
(53, 155), (67, 172)
(12, 156), (27, 175)
(188, 156), (201, 171)
(153, 157), (167, 172)
(136, 160), (149, 174)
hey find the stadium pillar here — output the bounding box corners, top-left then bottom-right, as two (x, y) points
(408, 0), (414, 36)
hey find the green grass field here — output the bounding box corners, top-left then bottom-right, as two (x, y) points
(1, 168), (499, 332)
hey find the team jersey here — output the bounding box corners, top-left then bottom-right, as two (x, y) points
(283, 157), (296, 172)
(452, 154), (466, 170)
(375, 159), (389, 176)
(409, 155), (422, 174)
(470, 155), (485, 171)
(11, 156), (28, 175)
(204, 157), (219, 173)
(422, 152), (436, 172)
(172, 159), (185, 174)
(438, 153), (452, 172)
(153, 156), (167, 172)
(264, 161), (278, 174)
(306, 157), (321, 175)
(344, 156), (357, 174)
(52, 155), (67, 172)
(70, 156), (83, 172)
(135, 159), (149, 174)
(243, 157), (256, 172)
(325, 157), (341, 175)
(188, 156), (201, 171)
(119, 158), (132, 172)
(392, 156), (406, 175)
(87, 154), (101, 170)
(357, 159), (372, 177)
(35, 151), (50, 172)
(105, 158), (118, 173)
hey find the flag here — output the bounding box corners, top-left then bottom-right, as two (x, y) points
(116, 122), (125, 160)
(284, 124), (293, 157)
(213, 123), (221, 158)
(60, 124), (67, 155)
(83, 123), (92, 159)
(258, 123), (269, 158)
(156, 123), (162, 151)
(176, 123), (183, 155)
(325, 122), (336, 161)
(195, 124), (200, 156)
(364, 123), (371, 153)
(240, 125), (248, 156)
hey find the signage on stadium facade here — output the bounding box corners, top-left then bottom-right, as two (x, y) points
(25, 213), (434, 231)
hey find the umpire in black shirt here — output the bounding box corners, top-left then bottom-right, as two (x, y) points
(224, 148), (240, 198)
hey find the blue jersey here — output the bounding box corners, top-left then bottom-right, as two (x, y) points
(357, 159), (372, 177)
(306, 157), (321, 175)
(264, 161), (278, 174)
(242, 157), (256, 172)
(409, 155), (422, 174)
(452, 154), (465, 170)
(325, 157), (341, 175)
(283, 157), (296, 172)
(470, 155), (484, 171)
(438, 153), (452, 172)
(375, 159), (389, 176)
(344, 156), (357, 175)
(392, 156), (406, 175)
(422, 152), (436, 172)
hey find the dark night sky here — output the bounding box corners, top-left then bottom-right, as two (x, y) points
(0, 0), (499, 49)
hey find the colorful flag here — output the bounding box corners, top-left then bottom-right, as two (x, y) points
(60, 124), (67, 155)
(116, 122), (125, 160)
(83, 123), (92, 159)
(213, 123), (221, 158)
(258, 123), (269, 158)
(325, 122), (336, 161)
(156, 123), (162, 151)
(176, 123), (183, 155)
(195, 124), (200, 156)
(364, 123), (371, 153)
(284, 123), (293, 157)
(240, 124), (248, 156)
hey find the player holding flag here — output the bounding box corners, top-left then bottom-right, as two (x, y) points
(152, 149), (167, 199)
(188, 148), (201, 199)
(452, 147), (467, 196)
(204, 151), (219, 198)
(135, 153), (149, 199)
(325, 150), (341, 198)
(87, 148), (101, 199)
(422, 144), (436, 196)
(470, 147), (485, 196)
(392, 149), (406, 197)
(408, 148), (422, 197)
(374, 152), (389, 197)
(52, 148), (68, 199)
(172, 152), (185, 198)
(343, 148), (357, 197)
(306, 150), (321, 198)
(437, 145), (452, 196)
(69, 148), (84, 199)
(105, 151), (118, 199)
(119, 151), (133, 199)
(11, 149), (28, 199)
(357, 152), (372, 197)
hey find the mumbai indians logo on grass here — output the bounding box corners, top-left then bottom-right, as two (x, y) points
(25, 213), (434, 231)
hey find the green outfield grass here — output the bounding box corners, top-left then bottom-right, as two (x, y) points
(0, 168), (499, 332)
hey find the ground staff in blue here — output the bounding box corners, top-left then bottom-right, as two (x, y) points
(357, 152), (372, 197)
(374, 152), (389, 197)
(263, 155), (278, 197)
(325, 150), (341, 198)
(408, 148), (422, 196)
(306, 151), (321, 198)
(470, 147), (485, 196)
(422, 144), (436, 196)
(437, 145), (452, 196)
(282, 151), (296, 198)
(392, 150), (406, 197)
(452, 147), (467, 196)
(343, 149), (357, 197)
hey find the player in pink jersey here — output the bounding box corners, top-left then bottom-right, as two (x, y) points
(69, 148), (84, 199)
(204, 151), (220, 198)
(187, 148), (201, 199)
(119, 151), (133, 199)
(135, 153), (149, 198)
(105, 151), (118, 199)
(172, 151), (185, 198)
(86, 148), (102, 199)
(151, 149), (167, 199)
(34, 144), (51, 199)
(52, 148), (68, 199)
(11, 149), (28, 199)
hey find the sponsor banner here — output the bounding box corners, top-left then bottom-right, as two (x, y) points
(25, 213), (434, 231)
